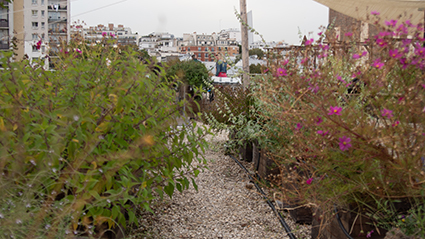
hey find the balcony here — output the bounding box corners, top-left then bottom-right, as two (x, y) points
(47, 5), (67, 11)
(48, 17), (67, 23)
(0, 42), (9, 50)
(48, 28), (67, 35)
(0, 19), (8, 28)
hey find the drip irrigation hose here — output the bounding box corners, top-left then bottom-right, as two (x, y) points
(334, 205), (354, 239)
(228, 155), (297, 239)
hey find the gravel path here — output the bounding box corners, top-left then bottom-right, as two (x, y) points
(131, 129), (310, 239)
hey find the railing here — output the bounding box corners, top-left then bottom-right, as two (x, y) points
(0, 43), (9, 50)
(47, 5), (67, 10)
(0, 19), (8, 28)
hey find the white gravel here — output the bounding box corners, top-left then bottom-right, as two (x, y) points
(131, 127), (310, 239)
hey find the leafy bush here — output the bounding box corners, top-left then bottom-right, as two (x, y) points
(165, 59), (210, 88)
(0, 37), (210, 238)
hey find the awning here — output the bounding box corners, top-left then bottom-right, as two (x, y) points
(313, 0), (425, 25)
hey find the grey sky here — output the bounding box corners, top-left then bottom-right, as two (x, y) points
(70, 0), (329, 45)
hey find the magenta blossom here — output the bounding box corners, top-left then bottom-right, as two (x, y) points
(392, 121), (400, 127)
(345, 32), (353, 37)
(339, 136), (352, 151)
(371, 10), (380, 15)
(373, 59), (384, 69)
(102, 32), (107, 37)
(328, 106), (342, 115)
(317, 130), (328, 136)
(305, 38), (314, 45)
(316, 117), (323, 125)
(264, 68), (269, 73)
(306, 178), (313, 185)
(35, 40), (42, 50)
(75, 48), (82, 54)
(366, 230), (374, 238)
(352, 54), (360, 59)
(296, 123), (302, 131)
(376, 38), (387, 47)
(381, 108), (393, 119)
(385, 19), (398, 27)
(276, 68), (287, 76)
(389, 49), (402, 59)
(421, 84), (425, 89)
(282, 59), (289, 65)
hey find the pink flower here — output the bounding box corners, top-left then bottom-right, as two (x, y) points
(109, 33), (115, 37)
(36, 40), (42, 50)
(371, 10), (380, 15)
(345, 32), (353, 37)
(373, 59), (384, 69)
(301, 58), (308, 64)
(282, 59), (289, 65)
(385, 19), (398, 27)
(328, 106), (342, 115)
(318, 32), (323, 36)
(306, 178), (313, 185)
(381, 108), (393, 119)
(276, 68), (287, 76)
(264, 68), (269, 73)
(316, 117), (323, 125)
(361, 51), (368, 56)
(296, 123), (302, 131)
(75, 48), (82, 54)
(366, 230), (374, 238)
(102, 32), (107, 37)
(308, 83), (319, 93)
(305, 38), (314, 46)
(352, 54), (360, 59)
(317, 130), (328, 136)
(376, 38), (387, 47)
(415, 46), (425, 56)
(421, 84), (425, 89)
(339, 136), (352, 151)
(389, 49), (402, 59)
(392, 121), (400, 127)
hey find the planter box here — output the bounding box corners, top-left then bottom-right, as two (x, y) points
(311, 206), (388, 239)
(239, 140), (253, 162)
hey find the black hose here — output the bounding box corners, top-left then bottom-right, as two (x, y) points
(229, 155), (297, 239)
(334, 205), (354, 239)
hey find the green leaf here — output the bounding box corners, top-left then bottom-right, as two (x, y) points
(191, 178), (198, 191)
(164, 183), (175, 198)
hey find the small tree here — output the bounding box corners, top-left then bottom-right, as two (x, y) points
(166, 59), (210, 88)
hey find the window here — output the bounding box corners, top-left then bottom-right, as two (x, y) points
(41, 33), (45, 39)
(32, 34), (38, 40)
(211, 48), (215, 52)
(41, 0), (44, 5)
(32, 22), (38, 29)
(32, 0), (37, 4)
(41, 22), (45, 29)
(198, 53), (201, 58)
(41, 10), (45, 17)
(205, 47), (208, 51)
(32, 45), (39, 52)
(198, 47), (201, 51)
(32, 10), (38, 17)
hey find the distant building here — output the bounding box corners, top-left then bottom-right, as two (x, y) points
(73, 23), (139, 46)
(138, 32), (181, 62)
(179, 31), (239, 62)
(247, 11), (253, 45)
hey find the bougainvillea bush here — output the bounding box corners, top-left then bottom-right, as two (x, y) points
(0, 36), (210, 238)
(255, 14), (425, 235)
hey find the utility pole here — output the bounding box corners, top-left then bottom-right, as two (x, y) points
(240, 0), (250, 88)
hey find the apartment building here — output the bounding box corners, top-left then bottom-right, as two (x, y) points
(74, 23), (139, 47)
(0, 0), (13, 52)
(0, 0), (70, 64)
(179, 31), (239, 62)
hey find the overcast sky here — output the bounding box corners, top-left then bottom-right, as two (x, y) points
(70, 0), (329, 45)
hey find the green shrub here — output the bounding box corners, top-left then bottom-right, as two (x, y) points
(0, 37), (210, 238)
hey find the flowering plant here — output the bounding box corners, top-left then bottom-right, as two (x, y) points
(254, 14), (425, 230)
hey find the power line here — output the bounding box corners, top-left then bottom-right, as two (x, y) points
(71, 0), (129, 18)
